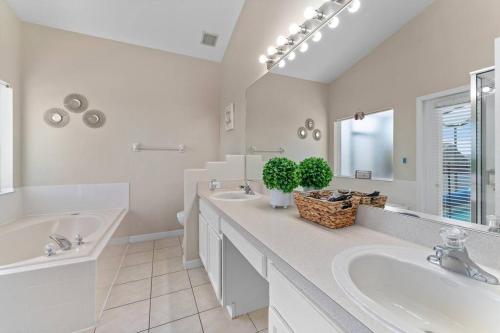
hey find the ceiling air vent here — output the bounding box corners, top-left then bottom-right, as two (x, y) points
(201, 32), (219, 47)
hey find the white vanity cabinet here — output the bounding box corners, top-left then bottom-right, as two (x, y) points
(199, 199), (222, 300)
(269, 264), (345, 333)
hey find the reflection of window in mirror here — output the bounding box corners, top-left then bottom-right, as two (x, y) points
(334, 109), (394, 180)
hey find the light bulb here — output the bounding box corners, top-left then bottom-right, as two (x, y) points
(299, 42), (309, 53)
(328, 16), (340, 29)
(258, 55), (268, 64)
(312, 31), (322, 42)
(278, 60), (286, 68)
(289, 23), (301, 34)
(304, 6), (316, 20)
(267, 46), (277, 56)
(276, 35), (288, 46)
(348, 0), (361, 13)
(288, 51), (296, 61)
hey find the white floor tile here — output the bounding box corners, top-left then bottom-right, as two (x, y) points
(122, 251), (153, 267)
(154, 247), (182, 261)
(249, 307), (268, 331)
(151, 271), (191, 297)
(193, 284), (219, 312)
(187, 267), (210, 287)
(150, 289), (198, 327)
(149, 314), (203, 333)
(105, 278), (151, 309)
(115, 262), (152, 284)
(200, 308), (256, 333)
(153, 257), (184, 276)
(96, 300), (149, 333)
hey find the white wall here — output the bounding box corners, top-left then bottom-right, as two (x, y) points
(21, 23), (221, 236)
(328, 0), (500, 183)
(246, 73), (329, 163)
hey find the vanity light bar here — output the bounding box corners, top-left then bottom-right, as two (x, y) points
(259, 0), (360, 70)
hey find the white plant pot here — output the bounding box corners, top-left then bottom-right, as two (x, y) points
(270, 189), (292, 208)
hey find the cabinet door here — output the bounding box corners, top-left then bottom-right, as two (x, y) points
(269, 307), (294, 333)
(198, 214), (208, 268)
(207, 226), (222, 300)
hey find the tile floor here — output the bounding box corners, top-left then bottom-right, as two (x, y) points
(95, 236), (268, 333)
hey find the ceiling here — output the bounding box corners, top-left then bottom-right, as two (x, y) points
(6, 0), (246, 62)
(272, 0), (434, 83)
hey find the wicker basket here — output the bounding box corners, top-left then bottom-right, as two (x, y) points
(294, 191), (360, 229)
(338, 190), (387, 208)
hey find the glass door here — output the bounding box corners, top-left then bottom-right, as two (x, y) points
(471, 68), (495, 225)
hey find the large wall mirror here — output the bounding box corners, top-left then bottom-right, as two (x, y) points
(245, 0), (500, 234)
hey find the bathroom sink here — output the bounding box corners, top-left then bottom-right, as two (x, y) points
(333, 246), (500, 333)
(211, 191), (260, 202)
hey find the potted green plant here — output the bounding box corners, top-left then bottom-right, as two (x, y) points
(262, 157), (301, 208)
(298, 157), (333, 191)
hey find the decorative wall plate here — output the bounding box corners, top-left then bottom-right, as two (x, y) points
(64, 93), (88, 113)
(297, 127), (308, 139)
(313, 129), (322, 141)
(305, 118), (315, 130)
(44, 108), (70, 128)
(83, 110), (106, 128)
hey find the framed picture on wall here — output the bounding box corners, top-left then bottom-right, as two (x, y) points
(225, 103), (235, 131)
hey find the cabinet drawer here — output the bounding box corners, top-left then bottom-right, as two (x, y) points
(221, 218), (267, 279)
(269, 306), (294, 333)
(199, 198), (221, 233)
(269, 264), (344, 333)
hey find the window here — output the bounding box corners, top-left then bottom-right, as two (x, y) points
(335, 109), (394, 180)
(0, 81), (13, 193)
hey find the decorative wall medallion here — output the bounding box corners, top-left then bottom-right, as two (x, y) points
(44, 108), (69, 128)
(297, 127), (307, 139)
(312, 129), (322, 141)
(305, 118), (315, 130)
(64, 93), (88, 113)
(83, 109), (106, 128)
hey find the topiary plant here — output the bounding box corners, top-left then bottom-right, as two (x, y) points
(262, 157), (301, 193)
(298, 157), (333, 190)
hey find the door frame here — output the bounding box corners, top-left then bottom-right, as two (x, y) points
(415, 85), (470, 213)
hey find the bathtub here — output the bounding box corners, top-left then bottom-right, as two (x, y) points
(0, 208), (128, 333)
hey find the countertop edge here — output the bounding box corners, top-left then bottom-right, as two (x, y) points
(199, 191), (373, 333)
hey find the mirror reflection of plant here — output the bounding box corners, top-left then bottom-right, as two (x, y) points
(298, 157), (333, 190)
(263, 157), (301, 193)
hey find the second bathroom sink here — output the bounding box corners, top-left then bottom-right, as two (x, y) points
(211, 191), (260, 202)
(333, 245), (500, 333)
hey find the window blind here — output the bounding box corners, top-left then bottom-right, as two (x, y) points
(436, 102), (472, 222)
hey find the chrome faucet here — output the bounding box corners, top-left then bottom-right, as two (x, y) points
(241, 180), (255, 195)
(49, 234), (72, 251)
(427, 227), (499, 285)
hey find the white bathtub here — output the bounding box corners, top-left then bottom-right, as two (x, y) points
(0, 209), (128, 333)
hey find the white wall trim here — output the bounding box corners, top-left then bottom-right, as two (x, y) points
(129, 229), (184, 243)
(415, 85), (469, 212)
(183, 258), (202, 269)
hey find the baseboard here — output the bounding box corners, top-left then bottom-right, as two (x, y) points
(129, 229), (184, 243)
(183, 258), (202, 269)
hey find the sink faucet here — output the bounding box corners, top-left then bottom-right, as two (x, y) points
(427, 227), (499, 285)
(241, 180), (255, 195)
(49, 234), (72, 251)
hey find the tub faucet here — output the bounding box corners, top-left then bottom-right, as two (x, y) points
(427, 227), (499, 285)
(49, 234), (72, 251)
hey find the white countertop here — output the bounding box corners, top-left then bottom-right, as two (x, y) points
(199, 186), (430, 333)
